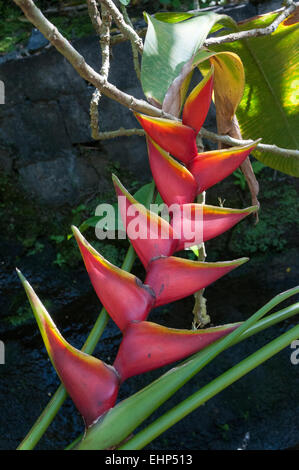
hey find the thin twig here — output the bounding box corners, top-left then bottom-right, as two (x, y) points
(109, 27), (146, 46)
(93, 127), (145, 139)
(120, 3), (141, 81)
(99, 5), (111, 79)
(200, 127), (299, 159)
(88, 1), (112, 139)
(204, 2), (297, 47)
(93, 125), (299, 160)
(86, 0), (102, 34)
(99, 0), (143, 54)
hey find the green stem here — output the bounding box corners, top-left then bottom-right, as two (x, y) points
(17, 181), (156, 450)
(76, 287), (299, 450)
(120, 322), (299, 449)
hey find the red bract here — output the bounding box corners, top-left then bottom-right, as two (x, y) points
(113, 174), (178, 269)
(135, 67), (214, 163)
(72, 226), (155, 331)
(146, 138), (197, 207)
(145, 256), (248, 307)
(113, 320), (240, 382)
(173, 203), (258, 251)
(189, 143), (258, 193)
(113, 174), (256, 257)
(182, 66), (214, 133)
(146, 137), (259, 205)
(134, 113), (198, 163)
(17, 269), (120, 428)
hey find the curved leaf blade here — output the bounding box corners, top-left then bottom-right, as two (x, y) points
(141, 12), (236, 105)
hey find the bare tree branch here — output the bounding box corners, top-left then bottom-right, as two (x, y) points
(204, 2), (297, 47)
(120, 2), (141, 80)
(93, 125), (299, 161)
(86, 0), (102, 34)
(93, 127), (145, 139)
(109, 27), (146, 46)
(89, 2), (112, 139)
(99, 5), (112, 79)
(99, 0), (143, 54)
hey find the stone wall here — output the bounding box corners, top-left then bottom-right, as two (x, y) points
(0, 1), (281, 206)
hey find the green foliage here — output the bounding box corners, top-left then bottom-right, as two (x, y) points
(233, 160), (266, 190)
(0, 1), (31, 53)
(229, 176), (298, 255)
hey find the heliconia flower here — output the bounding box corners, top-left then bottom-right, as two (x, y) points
(172, 204), (258, 251)
(113, 320), (240, 381)
(182, 65), (214, 133)
(135, 68), (214, 163)
(146, 137), (259, 205)
(72, 226), (155, 331)
(113, 174), (179, 269)
(145, 256), (248, 307)
(16, 269), (120, 428)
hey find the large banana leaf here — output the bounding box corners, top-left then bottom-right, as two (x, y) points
(141, 11), (236, 107)
(211, 7), (299, 176)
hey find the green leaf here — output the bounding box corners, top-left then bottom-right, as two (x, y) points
(211, 8), (299, 176)
(132, 182), (155, 205)
(70, 182), (156, 239)
(79, 215), (103, 232)
(119, 0), (130, 5)
(141, 12), (237, 106)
